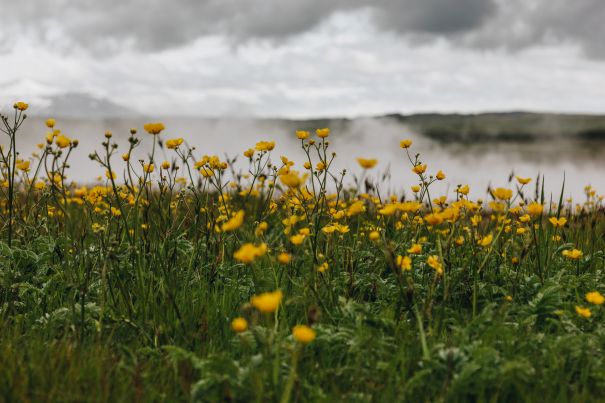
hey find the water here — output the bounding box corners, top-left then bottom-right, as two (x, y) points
(11, 115), (605, 201)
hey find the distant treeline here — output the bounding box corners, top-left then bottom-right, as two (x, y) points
(282, 111), (605, 143)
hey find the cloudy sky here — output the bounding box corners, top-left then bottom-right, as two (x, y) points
(1, 0), (604, 117)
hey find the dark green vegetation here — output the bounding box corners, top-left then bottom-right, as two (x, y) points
(391, 111), (605, 143)
(282, 111), (605, 142)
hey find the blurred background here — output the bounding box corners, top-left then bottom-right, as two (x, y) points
(0, 0), (604, 198)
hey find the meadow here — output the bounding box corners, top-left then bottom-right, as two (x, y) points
(1, 101), (605, 402)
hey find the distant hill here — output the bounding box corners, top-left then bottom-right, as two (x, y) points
(242, 111), (605, 142)
(381, 111), (605, 142)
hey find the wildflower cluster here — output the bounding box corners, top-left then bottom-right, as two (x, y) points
(0, 102), (604, 402)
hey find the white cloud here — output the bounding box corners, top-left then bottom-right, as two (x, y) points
(0, 10), (604, 117)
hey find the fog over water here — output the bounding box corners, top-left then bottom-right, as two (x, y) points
(13, 115), (605, 201)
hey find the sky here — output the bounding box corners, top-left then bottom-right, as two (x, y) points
(1, 0), (604, 118)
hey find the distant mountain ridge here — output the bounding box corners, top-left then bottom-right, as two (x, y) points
(381, 111), (605, 142)
(266, 111), (605, 142)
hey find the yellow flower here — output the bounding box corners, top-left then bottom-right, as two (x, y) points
(400, 139), (413, 148)
(106, 170), (117, 180)
(407, 244), (422, 254)
(55, 135), (71, 148)
(243, 148), (255, 158)
(122, 153), (130, 161)
(317, 262), (329, 272)
(290, 234), (306, 245)
(46, 118), (56, 128)
(347, 201), (366, 216)
(516, 176), (531, 185)
(527, 202), (543, 216)
(427, 255), (443, 275)
(296, 130), (310, 140)
(255, 221), (268, 237)
(368, 231), (380, 241)
(316, 128), (330, 138)
(424, 213), (443, 226)
(575, 306), (591, 318)
(457, 185), (470, 195)
(280, 171), (306, 188)
(322, 223), (349, 235)
(412, 164), (427, 175)
(231, 317), (248, 333)
(14, 101), (28, 111)
(165, 137), (184, 149)
(255, 140), (275, 151)
(478, 234), (493, 247)
(161, 160), (170, 170)
(91, 223), (105, 233)
(143, 122), (165, 135)
(435, 170), (445, 180)
(277, 252), (292, 264)
(234, 242), (267, 264)
(222, 210), (245, 232)
(489, 201), (505, 212)
(379, 204), (398, 216)
(396, 255), (412, 271)
(548, 216), (567, 227)
(491, 187), (512, 201)
(292, 325), (316, 344)
(250, 290), (282, 313)
(433, 196), (447, 206)
(357, 158), (377, 169)
(562, 248), (583, 260)
(586, 291), (604, 305)
(411, 185), (420, 193)
(16, 160), (30, 171)
(200, 168), (214, 177)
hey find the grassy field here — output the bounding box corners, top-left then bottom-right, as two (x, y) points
(1, 102), (605, 402)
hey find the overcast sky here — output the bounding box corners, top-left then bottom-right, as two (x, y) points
(1, 0), (604, 118)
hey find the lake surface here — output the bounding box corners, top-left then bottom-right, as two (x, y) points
(13, 115), (605, 201)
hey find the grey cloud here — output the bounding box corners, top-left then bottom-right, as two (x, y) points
(2, 0), (346, 51)
(1, 0), (604, 58)
(529, 0), (605, 58)
(0, 0), (498, 51)
(455, 0), (605, 57)
(371, 0), (497, 34)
